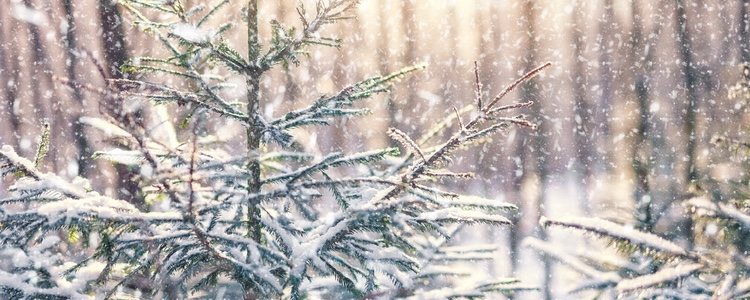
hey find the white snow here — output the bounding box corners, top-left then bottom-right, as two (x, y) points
(171, 23), (214, 43)
(616, 263), (702, 292)
(79, 117), (132, 139)
(10, 2), (48, 26)
(540, 216), (689, 257)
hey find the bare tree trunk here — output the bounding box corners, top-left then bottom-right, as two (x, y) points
(24, 0), (65, 172)
(399, 0), (417, 119)
(740, 0), (750, 63)
(98, 0), (129, 79)
(378, 0), (393, 128)
(519, 1), (552, 299)
(676, 0), (698, 185)
(628, 0), (665, 231)
(24, 0), (50, 125)
(630, 0), (651, 230)
(62, 0), (93, 177)
(594, 0), (615, 174)
(675, 0), (697, 246)
(474, 1), (494, 182)
(0, 23), (21, 149)
(97, 0), (147, 207)
(570, 0), (592, 215)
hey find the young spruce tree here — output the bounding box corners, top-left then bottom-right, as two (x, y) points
(0, 0), (546, 298)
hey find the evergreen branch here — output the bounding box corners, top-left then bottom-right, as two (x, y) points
(265, 148), (399, 185)
(615, 263), (703, 293)
(259, 0), (360, 70)
(0, 269), (84, 299)
(524, 237), (620, 284)
(271, 65), (424, 132)
(110, 79), (249, 122)
(685, 196), (750, 228)
(422, 170), (475, 179)
(474, 61), (483, 110)
(1, 146), (40, 180)
(540, 216), (695, 260)
(488, 116), (537, 129)
(197, 0), (229, 26)
(388, 128), (427, 163)
(486, 101), (535, 116)
(417, 105), (473, 146)
(416, 208), (512, 225)
(483, 62), (551, 113)
(32, 121), (51, 169)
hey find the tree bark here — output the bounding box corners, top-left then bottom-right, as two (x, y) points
(97, 0), (146, 206)
(675, 0), (697, 246)
(98, 0), (129, 78)
(594, 0), (615, 174)
(570, 0), (592, 215)
(246, 0), (263, 245)
(629, 0), (653, 231)
(740, 0), (750, 63)
(394, 0), (417, 128)
(676, 0), (698, 185)
(0, 21), (21, 149)
(63, 0), (93, 177)
(23, 0), (65, 172)
(520, 1), (552, 299)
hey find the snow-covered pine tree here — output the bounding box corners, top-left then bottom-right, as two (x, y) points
(0, 0), (546, 298)
(523, 65), (750, 300)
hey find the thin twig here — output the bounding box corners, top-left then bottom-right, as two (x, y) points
(474, 61), (483, 110)
(483, 62), (551, 113)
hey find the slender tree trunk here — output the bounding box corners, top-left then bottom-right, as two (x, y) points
(24, 0), (65, 172)
(0, 24), (21, 149)
(396, 0), (416, 127)
(473, 0), (501, 277)
(474, 1), (494, 181)
(594, 0), (615, 174)
(629, 0), (658, 231)
(519, 1), (552, 299)
(570, 0), (592, 215)
(676, 0), (698, 185)
(246, 0), (263, 245)
(62, 0), (93, 177)
(379, 0), (397, 133)
(740, 0), (750, 63)
(24, 0), (49, 126)
(675, 0), (697, 246)
(244, 2), (263, 298)
(323, 22), (349, 152)
(508, 0), (531, 284)
(97, 0), (147, 206)
(99, 0), (129, 78)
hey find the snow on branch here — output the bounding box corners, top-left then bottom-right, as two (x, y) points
(524, 237), (621, 284)
(685, 196), (750, 228)
(0, 145), (40, 179)
(615, 263), (702, 292)
(540, 216), (693, 260)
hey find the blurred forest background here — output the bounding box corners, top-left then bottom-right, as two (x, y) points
(2, 0), (750, 298)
